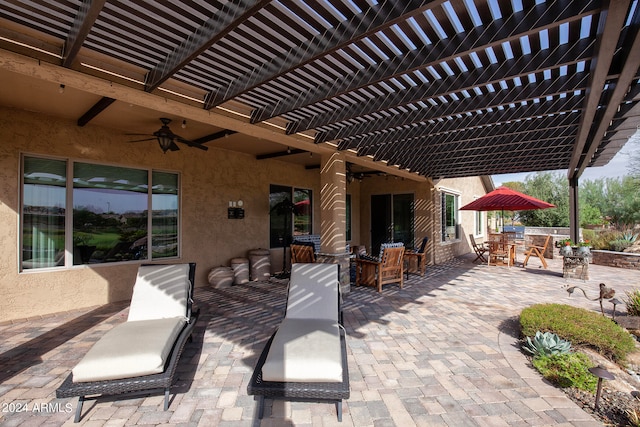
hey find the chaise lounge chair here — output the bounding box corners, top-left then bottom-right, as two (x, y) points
(56, 263), (199, 422)
(247, 263), (350, 421)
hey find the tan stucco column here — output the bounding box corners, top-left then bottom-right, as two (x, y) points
(317, 152), (350, 292)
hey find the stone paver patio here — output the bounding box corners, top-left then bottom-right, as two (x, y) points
(1, 251), (639, 426)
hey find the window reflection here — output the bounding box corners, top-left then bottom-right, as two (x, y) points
(21, 156), (180, 269)
(22, 158), (66, 269)
(73, 163), (148, 264)
(151, 172), (178, 259)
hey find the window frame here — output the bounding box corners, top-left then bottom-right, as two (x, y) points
(440, 189), (460, 243)
(20, 154), (181, 271)
(474, 210), (484, 237)
(269, 184), (313, 249)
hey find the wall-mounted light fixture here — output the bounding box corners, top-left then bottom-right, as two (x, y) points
(228, 200), (245, 219)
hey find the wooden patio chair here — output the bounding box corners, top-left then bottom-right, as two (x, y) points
(355, 245), (405, 292)
(404, 236), (429, 276)
(487, 234), (511, 267)
(523, 235), (552, 269)
(290, 241), (316, 263)
(469, 234), (488, 263)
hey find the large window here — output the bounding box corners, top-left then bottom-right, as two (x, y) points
(441, 191), (460, 242)
(21, 156), (179, 270)
(269, 185), (312, 248)
(475, 210), (484, 236)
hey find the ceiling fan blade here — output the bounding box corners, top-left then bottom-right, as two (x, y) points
(176, 136), (209, 151)
(128, 137), (156, 142)
(168, 141), (180, 151)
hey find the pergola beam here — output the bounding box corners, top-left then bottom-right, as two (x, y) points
(145, 0), (269, 92)
(337, 72), (588, 150)
(62, 0), (106, 68)
(205, 0), (445, 109)
(280, 0), (599, 135)
(568, 0), (632, 178)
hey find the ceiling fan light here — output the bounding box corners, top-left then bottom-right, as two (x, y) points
(157, 134), (174, 153)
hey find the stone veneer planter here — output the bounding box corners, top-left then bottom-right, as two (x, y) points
(592, 250), (640, 271)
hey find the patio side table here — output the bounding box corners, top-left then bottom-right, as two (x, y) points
(563, 255), (590, 280)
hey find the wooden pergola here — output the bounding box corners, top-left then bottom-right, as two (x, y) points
(1, 0), (639, 239)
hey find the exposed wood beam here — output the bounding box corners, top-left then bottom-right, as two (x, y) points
(62, 0), (106, 68)
(303, 39), (592, 139)
(193, 130), (237, 145)
(77, 97), (116, 127)
(335, 72), (588, 149)
(145, 0), (269, 92)
(574, 8), (640, 177)
(0, 49), (331, 156)
(568, 0), (632, 178)
(339, 96), (583, 151)
(205, 0), (445, 109)
(256, 1), (598, 128)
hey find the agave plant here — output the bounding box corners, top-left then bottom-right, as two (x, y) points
(522, 331), (572, 357)
(622, 231), (639, 243)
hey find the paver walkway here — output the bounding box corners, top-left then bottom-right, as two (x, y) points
(1, 252), (639, 426)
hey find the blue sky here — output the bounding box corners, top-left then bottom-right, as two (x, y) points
(493, 130), (639, 187)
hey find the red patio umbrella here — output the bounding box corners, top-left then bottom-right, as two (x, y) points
(459, 186), (555, 228)
(459, 186), (555, 212)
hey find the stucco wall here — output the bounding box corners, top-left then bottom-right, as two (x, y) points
(0, 107), (489, 322)
(358, 175), (432, 253)
(432, 177), (489, 264)
(0, 107), (321, 322)
(354, 174), (488, 266)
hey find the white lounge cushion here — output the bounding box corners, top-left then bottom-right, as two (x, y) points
(128, 264), (191, 321)
(72, 317), (186, 382)
(262, 318), (342, 383)
(286, 263), (339, 321)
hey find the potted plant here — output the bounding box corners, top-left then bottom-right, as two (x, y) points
(576, 240), (591, 256)
(559, 239), (574, 257)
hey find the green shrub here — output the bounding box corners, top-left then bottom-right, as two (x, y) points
(523, 331), (572, 357)
(520, 303), (635, 362)
(625, 289), (640, 316)
(532, 352), (597, 392)
(589, 230), (622, 250)
(610, 239), (633, 252)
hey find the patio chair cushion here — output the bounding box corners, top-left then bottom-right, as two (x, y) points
(261, 318), (342, 383)
(128, 264), (191, 321)
(72, 317), (186, 382)
(285, 263), (339, 321)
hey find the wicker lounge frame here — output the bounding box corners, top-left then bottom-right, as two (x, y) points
(248, 325), (350, 421)
(247, 263), (350, 421)
(56, 263), (198, 423)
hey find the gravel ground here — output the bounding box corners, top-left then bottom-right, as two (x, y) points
(523, 344), (640, 426)
(564, 386), (640, 426)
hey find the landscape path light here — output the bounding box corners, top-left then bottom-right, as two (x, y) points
(588, 365), (614, 411)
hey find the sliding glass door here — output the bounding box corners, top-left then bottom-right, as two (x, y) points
(370, 193), (414, 255)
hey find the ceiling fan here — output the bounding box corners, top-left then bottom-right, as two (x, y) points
(346, 162), (385, 182)
(127, 118), (208, 153)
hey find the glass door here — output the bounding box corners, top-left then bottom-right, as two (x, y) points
(370, 193), (414, 255)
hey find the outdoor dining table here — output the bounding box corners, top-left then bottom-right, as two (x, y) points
(487, 233), (517, 266)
